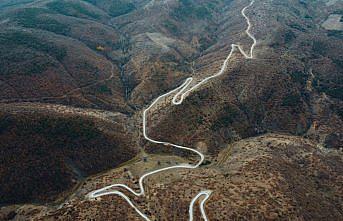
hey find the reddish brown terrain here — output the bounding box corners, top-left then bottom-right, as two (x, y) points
(0, 0), (342, 220)
(0, 103), (138, 205)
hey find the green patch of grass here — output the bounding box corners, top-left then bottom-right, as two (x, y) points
(47, 0), (100, 19)
(281, 93), (302, 107)
(336, 108), (343, 119)
(96, 84), (112, 95)
(0, 0), (34, 9)
(304, 14), (312, 19)
(288, 23), (305, 32)
(15, 115), (101, 146)
(13, 8), (71, 35)
(322, 87), (343, 100)
(0, 30), (66, 76)
(197, 115), (204, 124)
(163, 19), (179, 35)
(327, 30), (343, 39)
(0, 115), (12, 134)
(108, 1), (135, 17)
(0, 31), (66, 61)
(211, 105), (239, 130)
(333, 9), (343, 14)
(290, 71), (307, 86)
(194, 6), (211, 19)
(82, 0), (96, 4)
(171, 0), (213, 21)
(0, 46), (58, 76)
(313, 75), (343, 100)
(312, 40), (328, 56)
(284, 30), (296, 44)
(333, 58), (343, 69)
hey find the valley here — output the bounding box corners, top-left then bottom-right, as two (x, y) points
(0, 0), (342, 220)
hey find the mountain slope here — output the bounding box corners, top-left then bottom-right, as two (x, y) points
(0, 0), (342, 220)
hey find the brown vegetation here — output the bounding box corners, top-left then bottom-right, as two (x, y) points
(0, 106), (137, 205)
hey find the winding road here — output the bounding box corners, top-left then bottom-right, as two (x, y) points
(87, 0), (257, 220)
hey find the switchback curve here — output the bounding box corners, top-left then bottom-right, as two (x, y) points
(87, 1), (257, 220)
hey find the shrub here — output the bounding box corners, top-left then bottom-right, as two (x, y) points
(13, 8), (70, 35)
(97, 84), (112, 95)
(284, 30), (296, 44)
(163, 19), (179, 35)
(282, 93), (302, 107)
(171, 0), (213, 21)
(211, 105), (239, 130)
(0, 31), (66, 61)
(47, 1), (100, 19)
(312, 40), (328, 56)
(324, 87), (343, 100)
(327, 30), (343, 39)
(290, 71), (307, 86)
(108, 1), (135, 17)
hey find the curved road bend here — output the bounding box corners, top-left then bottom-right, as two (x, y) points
(87, 0), (257, 220)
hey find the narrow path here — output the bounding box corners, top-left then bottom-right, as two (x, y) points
(87, 1), (257, 220)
